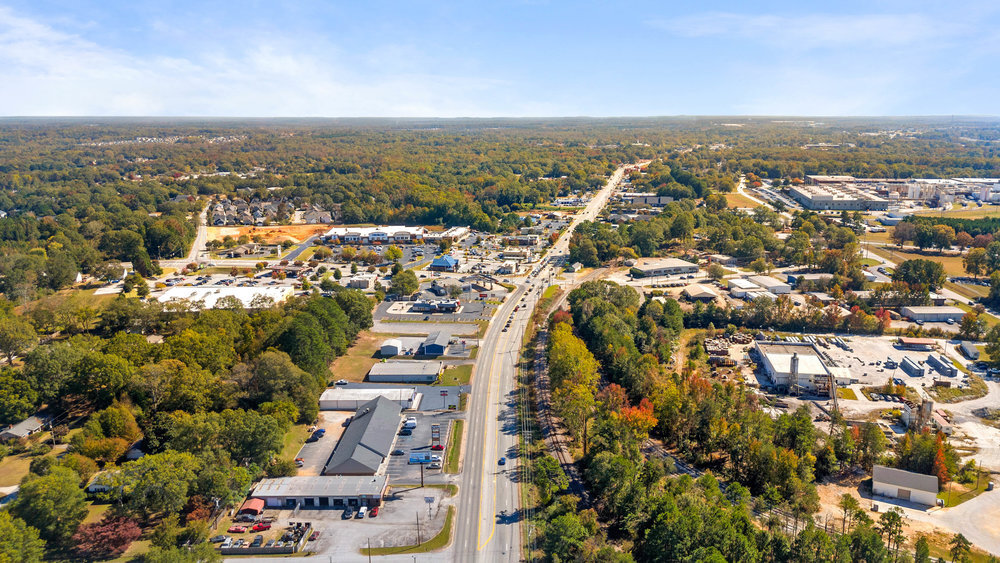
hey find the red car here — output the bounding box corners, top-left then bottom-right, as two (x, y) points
(251, 523), (271, 532)
(309, 530), (321, 541)
(430, 445), (444, 451)
(227, 525), (247, 533)
(370, 506), (379, 517)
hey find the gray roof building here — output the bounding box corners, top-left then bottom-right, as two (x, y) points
(419, 331), (450, 357)
(872, 464), (939, 505)
(0, 416), (44, 441)
(323, 397), (402, 475)
(252, 475), (388, 509)
(368, 360), (443, 383)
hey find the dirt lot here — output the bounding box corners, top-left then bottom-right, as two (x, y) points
(207, 224), (330, 244)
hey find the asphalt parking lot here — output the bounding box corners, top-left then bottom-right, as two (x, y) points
(384, 412), (458, 484)
(294, 411), (349, 476)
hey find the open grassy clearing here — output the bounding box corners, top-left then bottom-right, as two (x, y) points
(937, 477), (991, 507)
(868, 245), (967, 276)
(444, 419), (464, 474)
(913, 206), (1000, 220)
(280, 424), (311, 460)
(329, 332), (403, 383)
(836, 388), (859, 400)
(724, 192), (761, 208)
(927, 373), (988, 403)
(945, 281), (989, 300)
(438, 364), (473, 386)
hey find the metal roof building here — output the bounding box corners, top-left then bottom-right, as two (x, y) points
(368, 360), (442, 383)
(900, 306), (966, 322)
(380, 338), (402, 357)
(319, 387), (420, 411)
(418, 331), (450, 357)
(872, 465), (938, 506)
(252, 475), (388, 509)
(633, 258), (698, 277)
(323, 396), (402, 476)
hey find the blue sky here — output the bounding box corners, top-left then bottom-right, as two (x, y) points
(1, 0), (998, 116)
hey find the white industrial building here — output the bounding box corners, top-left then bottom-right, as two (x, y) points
(728, 278), (760, 298)
(633, 258), (698, 277)
(900, 306), (965, 322)
(368, 360), (442, 383)
(682, 284), (718, 301)
(789, 184), (889, 211)
(380, 339), (402, 357)
(871, 465), (938, 506)
(319, 387), (421, 411)
(156, 286), (293, 309)
(754, 341), (836, 395)
(251, 476), (388, 509)
(747, 276), (791, 294)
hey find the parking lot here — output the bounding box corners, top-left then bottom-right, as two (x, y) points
(294, 411), (350, 476)
(385, 412), (458, 483)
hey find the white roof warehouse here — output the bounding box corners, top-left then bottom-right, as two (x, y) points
(251, 476), (388, 509)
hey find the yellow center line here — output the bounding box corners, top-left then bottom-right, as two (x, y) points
(476, 291), (520, 551)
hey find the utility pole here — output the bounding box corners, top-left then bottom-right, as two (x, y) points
(367, 538), (372, 563)
(416, 511), (421, 545)
(420, 462), (424, 487)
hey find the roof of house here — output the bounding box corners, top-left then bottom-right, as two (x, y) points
(253, 476), (389, 498)
(872, 464), (938, 494)
(0, 416), (44, 439)
(324, 397), (402, 475)
(728, 278), (760, 290)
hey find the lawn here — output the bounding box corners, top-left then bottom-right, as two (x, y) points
(928, 373), (989, 403)
(438, 364), (473, 386)
(724, 192), (760, 208)
(444, 420), (464, 474)
(913, 206), (1000, 219)
(329, 332), (401, 383)
(977, 345), (991, 362)
(836, 388), (859, 400)
(280, 424), (311, 460)
(360, 505), (454, 556)
(953, 301), (1000, 327)
(937, 477), (991, 507)
(945, 281), (989, 300)
(858, 258), (880, 267)
(867, 246), (967, 276)
(15, 287), (118, 319)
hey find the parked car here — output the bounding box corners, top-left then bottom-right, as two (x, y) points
(295, 457), (304, 467)
(342, 508), (354, 519)
(309, 530), (321, 541)
(357, 506), (367, 518)
(370, 506), (379, 517)
(251, 535), (264, 548)
(428, 462), (442, 469)
(265, 539), (275, 547)
(220, 538), (233, 548)
(210, 535), (227, 543)
(335, 379), (348, 385)
(399, 428), (412, 436)
(227, 525), (247, 533)
(251, 523), (271, 532)
(430, 444), (444, 451)
(391, 449), (405, 456)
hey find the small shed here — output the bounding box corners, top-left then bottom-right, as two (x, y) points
(239, 498), (265, 515)
(960, 341), (980, 360)
(871, 465), (938, 506)
(380, 339), (402, 357)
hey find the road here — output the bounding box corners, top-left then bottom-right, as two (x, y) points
(162, 203), (209, 268)
(451, 162), (630, 562)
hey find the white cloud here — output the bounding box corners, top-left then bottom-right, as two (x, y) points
(0, 6), (521, 116)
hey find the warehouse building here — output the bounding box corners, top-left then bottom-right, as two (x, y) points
(418, 331), (450, 357)
(728, 278), (760, 298)
(747, 276), (792, 294)
(789, 184), (889, 211)
(368, 360), (442, 383)
(871, 465), (938, 506)
(754, 341), (834, 395)
(787, 273), (834, 285)
(682, 284), (718, 301)
(323, 396), (401, 475)
(960, 341), (980, 360)
(633, 258), (698, 277)
(319, 388), (420, 411)
(380, 338), (402, 357)
(252, 475), (388, 509)
(900, 306), (965, 323)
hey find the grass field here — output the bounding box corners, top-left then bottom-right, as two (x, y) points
(280, 424), (311, 460)
(928, 373), (988, 403)
(938, 478), (992, 507)
(868, 245), (967, 276)
(438, 364), (473, 386)
(836, 388), (859, 400)
(330, 332), (401, 383)
(913, 206), (1000, 220)
(946, 281), (989, 300)
(725, 192), (761, 208)
(859, 258), (880, 267)
(360, 505), (455, 556)
(444, 419), (464, 474)
(953, 301), (1000, 327)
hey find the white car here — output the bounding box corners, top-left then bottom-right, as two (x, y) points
(335, 379), (348, 385)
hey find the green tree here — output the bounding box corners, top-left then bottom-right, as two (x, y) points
(11, 466), (88, 543)
(964, 247), (988, 278)
(950, 533), (972, 563)
(892, 259), (946, 290)
(0, 511), (46, 562)
(69, 351), (137, 408)
(106, 451), (199, 519)
(391, 269), (418, 296)
(0, 315), (37, 364)
(914, 535), (931, 563)
(0, 369), (39, 425)
(838, 493), (860, 533)
(384, 245), (403, 262)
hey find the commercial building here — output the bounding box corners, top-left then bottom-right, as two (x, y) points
(319, 387), (420, 411)
(380, 338), (402, 357)
(707, 254), (738, 267)
(747, 276), (792, 294)
(411, 300), (459, 313)
(156, 286), (293, 309)
(871, 465), (938, 506)
(502, 249), (534, 261)
(633, 258), (698, 277)
(0, 416), (44, 442)
(346, 273), (376, 290)
(682, 284), (718, 301)
(368, 360), (442, 383)
(754, 341), (834, 395)
(323, 396), (401, 475)
(787, 273), (835, 285)
(789, 184), (888, 211)
(252, 475), (389, 509)
(418, 331), (450, 357)
(900, 306), (965, 323)
(323, 226), (426, 244)
(728, 278), (760, 298)
(429, 255), (460, 272)
(960, 341), (980, 360)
